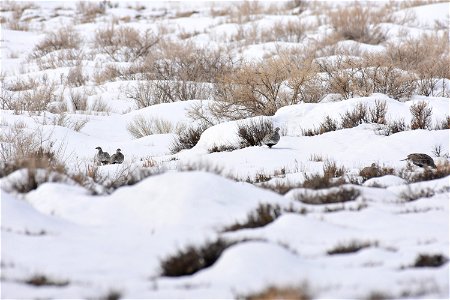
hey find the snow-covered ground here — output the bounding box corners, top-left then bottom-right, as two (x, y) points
(1, 1), (449, 299)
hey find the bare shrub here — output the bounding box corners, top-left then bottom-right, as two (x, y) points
(244, 284), (312, 300)
(76, 1), (106, 23)
(42, 112), (89, 132)
(30, 27), (81, 59)
(260, 19), (309, 43)
(208, 144), (238, 153)
(434, 116), (450, 130)
(223, 203), (281, 232)
(24, 274), (69, 287)
(127, 115), (173, 138)
(170, 123), (209, 154)
(14, 83), (56, 114)
(385, 33), (449, 73)
(368, 100), (387, 124)
(154, 42), (235, 83)
(160, 238), (233, 277)
(323, 160), (346, 178)
(72, 164), (157, 195)
(147, 42), (232, 102)
(94, 24), (159, 62)
(329, 3), (387, 44)
(383, 33), (449, 97)
(3, 76), (38, 92)
(93, 64), (122, 85)
(295, 186), (360, 204)
(125, 81), (166, 108)
(0, 125), (65, 178)
(410, 101), (432, 130)
(89, 97), (110, 114)
(413, 254), (448, 268)
(399, 187), (435, 202)
(214, 58), (293, 118)
(327, 240), (375, 255)
(377, 118), (409, 136)
(66, 65), (87, 87)
(404, 161), (450, 183)
(68, 89), (89, 111)
(125, 80), (212, 108)
(301, 173), (346, 190)
(340, 103), (368, 128)
(302, 115), (338, 136)
(2, 1), (35, 31)
(309, 153), (325, 162)
(318, 55), (417, 100)
(316, 57), (359, 100)
(237, 118), (273, 148)
(34, 49), (86, 71)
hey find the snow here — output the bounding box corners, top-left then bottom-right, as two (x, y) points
(398, 2), (450, 29)
(1, 1), (449, 299)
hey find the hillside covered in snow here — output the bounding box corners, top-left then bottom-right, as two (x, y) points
(1, 1), (449, 299)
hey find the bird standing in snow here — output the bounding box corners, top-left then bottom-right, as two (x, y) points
(360, 163), (379, 179)
(263, 127), (281, 148)
(110, 148), (124, 164)
(94, 146), (111, 165)
(401, 153), (436, 169)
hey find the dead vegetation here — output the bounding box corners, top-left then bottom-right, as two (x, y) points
(295, 186), (360, 205)
(223, 203), (281, 232)
(327, 240), (376, 255)
(160, 238), (233, 277)
(24, 274), (69, 287)
(170, 123), (209, 154)
(244, 283), (312, 300)
(30, 26), (81, 59)
(94, 24), (159, 62)
(237, 118), (274, 148)
(127, 115), (175, 138)
(413, 254), (448, 268)
(328, 3), (389, 45)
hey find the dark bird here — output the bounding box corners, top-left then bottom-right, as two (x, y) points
(263, 127), (281, 148)
(401, 153), (436, 168)
(94, 147), (110, 165)
(110, 148), (124, 164)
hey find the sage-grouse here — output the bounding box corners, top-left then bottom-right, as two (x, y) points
(110, 148), (124, 164)
(94, 147), (110, 165)
(263, 127), (281, 148)
(360, 163), (379, 179)
(401, 153), (436, 168)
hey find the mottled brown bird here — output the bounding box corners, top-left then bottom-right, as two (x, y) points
(360, 163), (379, 179)
(401, 153), (436, 168)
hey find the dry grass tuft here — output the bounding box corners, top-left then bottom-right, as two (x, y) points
(329, 3), (388, 44)
(30, 27), (81, 59)
(327, 240), (376, 255)
(413, 254), (448, 268)
(295, 186), (360, 204)
(244, 284), (312, 300)
(127, 116), (174, 138)
(94, 24), (159, 62)
(160, 238), (233, 277)
(237, 118), (273, 148)
(170, 124), (209, 154)
(223, 203), (281, 232)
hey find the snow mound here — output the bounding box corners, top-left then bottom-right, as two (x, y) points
(363, 175), (407, 187)
(25, 171), (289, 229)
